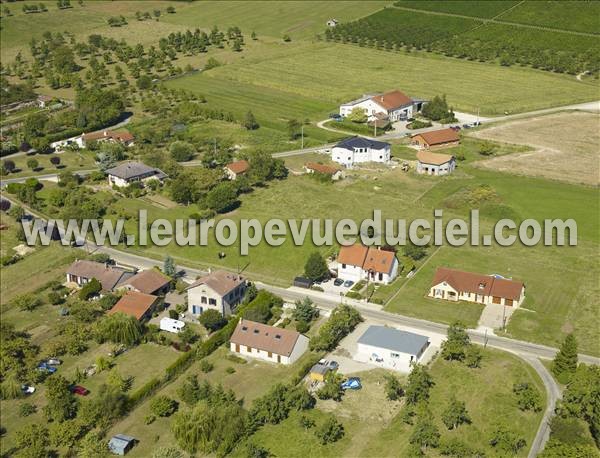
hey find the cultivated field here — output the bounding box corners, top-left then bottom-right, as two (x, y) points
(170, 42), (599, 117)
(470, 111), (600, 186)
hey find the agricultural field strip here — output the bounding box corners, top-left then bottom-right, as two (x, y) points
(391, 5), (599, 37)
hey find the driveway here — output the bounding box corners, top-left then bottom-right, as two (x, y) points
(478, 303), (515, 333)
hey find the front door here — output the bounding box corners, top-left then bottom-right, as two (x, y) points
(235, 344), (240, 352)
(277, 355), (281, 363)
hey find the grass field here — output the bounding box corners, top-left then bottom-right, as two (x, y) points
(471, 111), (600, 186)
(0, 150), (97, 178)
(170, 41), (599, 117)
(364, 349), (545, 457)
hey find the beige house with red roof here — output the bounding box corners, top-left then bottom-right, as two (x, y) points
(187, 270), (247, 316)
(230, 319), (309, 364)
(303, 162), (344, 180)
(338, 244), (399, 284)
(224, 160), (250, 180)
(429, 267), (525, 307)
(412, 128), (460, 150)
(339, 89), (425, 122)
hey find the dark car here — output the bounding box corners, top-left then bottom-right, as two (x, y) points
(333, 278), (344, 286)
(462, 124), (472, 129)
(70, 385), (89, 396)
(343, 280), (354, 288)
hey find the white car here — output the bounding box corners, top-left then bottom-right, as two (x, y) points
(21, 385), (35, 394)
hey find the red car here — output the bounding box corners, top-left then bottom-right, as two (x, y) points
(70, 385), (89, 396)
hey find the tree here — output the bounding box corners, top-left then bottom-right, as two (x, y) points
(287, 118), (301, 140)
(410, 413), (440, 450)
(95, 312), (142, 346)
(304, 251), (329, 282)
(12, 293), (42, 311)
(166, 6), (176, 14)
(49, 419), (86, 448)
(170, 173), (198, 204)
(79, 278), (102, 300)
(348, 106), (367, 123)
(384, 373), (404, 401)
(177, 375), (202, 406)
(243, 110), (259, 130)
(19, 402), (37, 417)
(316, 372), (344, 401)
(1, 372), (23, 400)
(293, 297), (319, 323)
(552, 333), (578, 383)
(178, 325), (199, 345)
(405, 364), (434, 404)
(315, 416), (344, 444)
(404, 241), (427, 260)
(44, 375), (77, 422)
(283, 34), (291, 42)
(441, 321), (470, 361)
(78, 431), (110, 458)
(205, 182), (238, 213)
(50, 156), (61, 167)
(464, 344), (482, 368)
(513, 383), (543, 412)
(15, 424), (50, 457)
(199, 309), (226, 332)
(421, 94), (452, 121)
(3, 159), (16, 173)
(163, 255), (176, 277)
(169, 141), (195, 162)
(153, 9), (161, 20)
(0, 199), (10, 212)
(489, 423), (527, 454)
(151, 395), (178, 417)
(26, 158), (39, 171)
(78, 384), (128, 429)
(251, 31), (257, 40)
(107, 368), (131, 392)
(442, 397), (471, 430)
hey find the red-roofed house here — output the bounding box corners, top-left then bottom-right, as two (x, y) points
(429, 267), (525, 307)
(339, 89), (426, 122)
(224, 160), (250, 180)
(338, 244), (399, 284)
(108, 291), (161, 322)
(303, 162), (344, 180)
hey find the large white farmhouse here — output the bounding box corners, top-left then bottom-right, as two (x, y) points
(339, 89), (425, 122)
(332, 137), (391, 168)
(338, 244), (399, 284)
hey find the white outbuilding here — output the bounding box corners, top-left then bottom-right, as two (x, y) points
(356, 326), (429, 372)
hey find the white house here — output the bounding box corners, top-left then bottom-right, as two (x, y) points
(356, 325), (430, 372)
(224, 160), (250, 180)
(429, 267), (525, 307)
(339, 89), (425, 122)
(187, 270), (246, 317)
(332, 137), (391, 168)
(50, 135), (84, 152)
(326, 18), (338, 27)
(337, 244), (399, 284)
(159, 317), (185, 334)
(416, 151), (456, 176)
(106, 162), (167, 188)
(229, 319), (309, 365)
(51, 130), (135, 152)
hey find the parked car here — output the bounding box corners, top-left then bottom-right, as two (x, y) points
(462, 124), (472, 129)
(37, 362), (57, 373)
(328, 360), (339, 371)
(333, 278), (344, 286)
(46, 358), (62, 366)
(70, 385), (89, 396)
(343, 280), (354, 288)
(341, 377), (362, 390)
(21, 385), (35, 394)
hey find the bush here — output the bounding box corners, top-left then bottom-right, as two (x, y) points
(199, 309), (227, 332)
(47, 291), (64, 305)
(200, 360), (214, 373)
(407, 119), (432, 129)
(310, 305), (362, 351)
(150, 396), (178, 417)
(12, 293), (42, 311)
(78, 278), (102, 300)
(225, 367), (236, 374)
(315, 416), (344, 444)
(295, 320), (309, 333)
(19, 403), (37, 417)
(168, 309), (179, 319)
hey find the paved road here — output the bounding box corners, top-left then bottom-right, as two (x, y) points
(0, 170), (95, 187)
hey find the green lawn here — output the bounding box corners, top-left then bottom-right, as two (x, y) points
(239, 349), (545, 457)
(364, 349), (546, 457)
(105, 346), (320, 457)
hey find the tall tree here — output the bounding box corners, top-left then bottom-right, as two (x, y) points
(243, 110), (259, 130)
(304, 252), (329, 282)
(441, 322), (470, 361)
(44, 375), (77, 422)
(405, 364), (434, 405)
(163, 255), (176, 277)
(552, 333), (578, 383)
(441, 397), (471, 430)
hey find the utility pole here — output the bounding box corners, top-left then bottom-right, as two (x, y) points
(374, 121), (377, 137)
(301, 125), (304, 149)
(213, 138), (217, 156)
(477, 107), (480, 125)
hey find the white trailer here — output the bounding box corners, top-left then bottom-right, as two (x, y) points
(160, 317), (185, 334)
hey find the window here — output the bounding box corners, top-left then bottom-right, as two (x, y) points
(378, 273), (383, 281)
(208, 298), (217, 306)
(390, 352), (400, 358)
(342, 263), (346, 269)
(192, 305), (203, 314)
(201, 296), (207, 304)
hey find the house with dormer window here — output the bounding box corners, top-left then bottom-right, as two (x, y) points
(331, 136), (391, 168)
